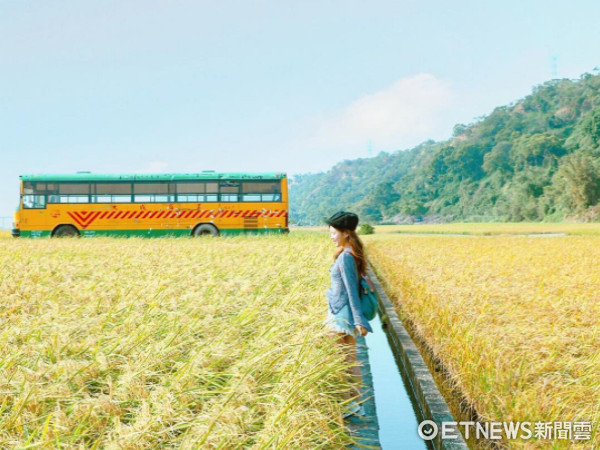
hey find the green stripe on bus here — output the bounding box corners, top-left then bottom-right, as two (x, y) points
(20, 172), (286, 182)
(19, 228), (289, 238)
(19, 230), (53, 238)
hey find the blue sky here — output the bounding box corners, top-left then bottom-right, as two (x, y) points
(1, 0), (599, 221)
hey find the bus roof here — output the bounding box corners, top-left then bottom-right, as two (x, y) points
(20, 172), (287, 182)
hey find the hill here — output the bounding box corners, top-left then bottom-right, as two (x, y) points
(290, 72), (600, 225)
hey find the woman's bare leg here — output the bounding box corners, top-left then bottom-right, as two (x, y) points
(335, 332), (362, 399)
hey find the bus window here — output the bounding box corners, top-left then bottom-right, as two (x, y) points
(260, 194), (281, 201)
(93, 183), (132, 203)
(134, 194), (174, 202)
(178, 194), (218, 202)
(177, 182), (205, 194)
(60, 183), (90, 194)
(178, 194), (204, 202)
(24, 181), (58, 195)
(242, 182), (281, 202)
(176, 182), (218, 202)
(23, 195), (46, 209)
(220, 184), (239, 202)
(48, 195), (88, 203)
(31, 182), (59, 195)
(47, 183), (91, 203)
(22, 182), (46, 206)
(133, 182), (174, 203)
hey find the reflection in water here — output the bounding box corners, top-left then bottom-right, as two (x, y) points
(367, 314), (427, 449)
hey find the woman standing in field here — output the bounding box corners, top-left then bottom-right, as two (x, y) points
(324, 211), (372, 417)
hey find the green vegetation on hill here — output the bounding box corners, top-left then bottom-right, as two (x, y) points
(290, 72), (600, 225)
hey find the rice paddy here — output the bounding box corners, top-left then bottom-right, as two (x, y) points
(0, 232), (356, 448)
(365, 233), (600, 448)
(5, 224), (600, 448)
(373, 222), (600, 235)
(293, 222), (600, 236)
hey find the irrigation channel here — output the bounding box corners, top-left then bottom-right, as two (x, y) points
(348, 267), (468, 449)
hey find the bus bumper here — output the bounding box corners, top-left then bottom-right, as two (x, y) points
(11, 228), (20, 238)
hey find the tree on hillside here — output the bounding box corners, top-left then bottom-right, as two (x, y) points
(483, 142), (513, 176)
(565, 107), (600, 155)
(553, 153), (600, 213)
(511, 133), (566, 169)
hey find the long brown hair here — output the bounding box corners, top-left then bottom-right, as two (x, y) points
(333, 229), (367, 276)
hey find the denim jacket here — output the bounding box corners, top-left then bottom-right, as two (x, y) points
(326, 248), (373, 332)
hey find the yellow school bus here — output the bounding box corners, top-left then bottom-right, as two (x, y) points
(12, 172), (289, 237)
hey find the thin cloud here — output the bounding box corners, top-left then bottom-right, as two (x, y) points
(137, 161), (169, 173)
(309, 73), (455, 151)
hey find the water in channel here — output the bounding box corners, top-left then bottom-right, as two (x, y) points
(367, 313), (428, 449)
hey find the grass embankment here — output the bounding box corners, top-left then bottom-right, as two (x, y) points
(365, 233), (600, 448)
(0, 233), (354, 448)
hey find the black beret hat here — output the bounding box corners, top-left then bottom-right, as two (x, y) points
(326, 211), (359, 231)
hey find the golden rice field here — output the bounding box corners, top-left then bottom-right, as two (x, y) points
(373, 222), (600, 235)
(365, 233), (600, 448)
(294, 222), (600, 236)
(0, 232), (356, 448)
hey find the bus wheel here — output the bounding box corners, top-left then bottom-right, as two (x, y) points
(193, 224), (219, 237)
(53, 225), (80, 238)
